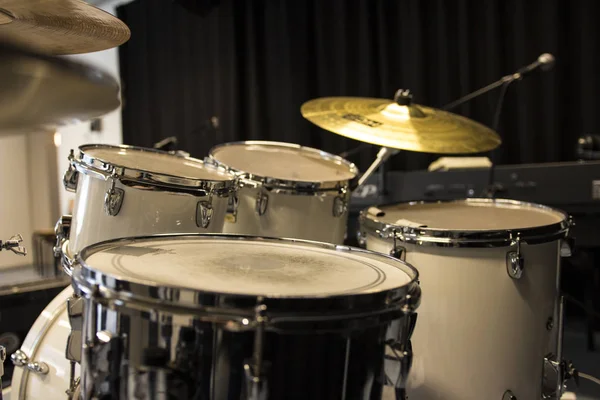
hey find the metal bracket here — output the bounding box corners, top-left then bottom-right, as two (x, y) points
(225, 194), (239, 223)
(503, 390), (517, 400)
(390, 230), (406, 261)
(196, 198), (214, 229)
(332, 186), (348, 217)
(66, 296), (83, 363)
(104, 178), (124, 216)
(255, 191), (269, 216)
(0, 345), (5, 379)
(53, 215), (72, 257)
(11, 349), (49, 375)
(506, 236), (524, 279)
(63, 149), (79, 192)
(244, 302), (269, 400)
(0, 234), (27, 256)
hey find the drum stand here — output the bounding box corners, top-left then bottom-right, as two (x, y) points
(0, 234), (27, 256)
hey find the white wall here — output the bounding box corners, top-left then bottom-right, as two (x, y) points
(0, 2), (127, 268)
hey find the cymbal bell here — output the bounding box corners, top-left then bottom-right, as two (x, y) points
(0, 40), (121, 132)
(0, 0), (130, 55)
(301, 93), (502, 154)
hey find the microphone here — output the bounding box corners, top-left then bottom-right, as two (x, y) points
(514, 53), (555, 79)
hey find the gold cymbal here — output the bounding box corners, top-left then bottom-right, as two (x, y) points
(0, 40), (121, 132)
(301, 95), (502, 154)
(0, 0), (130, 55)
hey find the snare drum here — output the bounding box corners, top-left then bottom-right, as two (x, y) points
(71, 234), (420, 399)
(60, 144), (236, 255)
(359, 199), (571, 400)
(9, 287), (77, 400)
(207, 141), (358, 244)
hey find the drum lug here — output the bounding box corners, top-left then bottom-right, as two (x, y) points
(10, 349), (49, 375)
(390, 246), (406, 261)
(560, 237), (574, 258)
(196, 199), (214, 228)
(63, 149), (79, 192)
(502, 390), (517, 400)
(66, 295), (83, 363)
(506, 236), (524, 279)
(53, 214), (72, 257)
(255, 191), (269, 216)
(226, 194), (239, 223)
(357, 230), (367, 247)
(104, 177), (124, 216)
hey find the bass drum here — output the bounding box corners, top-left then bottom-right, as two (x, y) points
(9, 287), (76, 400)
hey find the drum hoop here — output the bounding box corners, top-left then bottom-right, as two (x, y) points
(72, 144), (237, 195)
(206, 141), (359, 193)
(72, 233), (420, 325)
(359, 198), (571, 247)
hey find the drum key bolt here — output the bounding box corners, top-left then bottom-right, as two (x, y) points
(506, 236), (524, 279)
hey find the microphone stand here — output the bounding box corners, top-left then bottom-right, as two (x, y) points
(442, 72), (521, 198)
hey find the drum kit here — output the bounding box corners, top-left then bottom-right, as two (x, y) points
(0, 2), (581, 400)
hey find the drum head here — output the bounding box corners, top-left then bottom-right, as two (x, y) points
(362, 199), (569, 246)
(80, 145), (232, 181)
(373, 200), (565, 231)
(79, 235), (414, 297)
(209, 141), (357, 183)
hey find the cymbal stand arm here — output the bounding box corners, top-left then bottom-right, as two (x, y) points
(442, 74), (518, 111)
(357, 147), (399, 188)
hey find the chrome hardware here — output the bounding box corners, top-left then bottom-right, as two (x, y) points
(506, 236), (524, 279)
(255, 191), (269, 216)
(66, 375), (80, 400)
(0, 234), (27, 256)
(546, 317), (554, 331)
(66, 296), (83, 363)
(503, 390), (517, 400)
(53, 215), (72, 257)
(542, 355), (561, 399)
(196, 199), (214, 229)
(332, 195), (347, 217)
(244, 302), (269, 400)
(226, 194), (239, 223)
(0, 345), (5, 379)
(63, 149), (79, 192)
(103, 178), (124, 216)
(11, 349), (49, 375)
(390, 231), (406, 261)
(356, 230), (367, 248)
(560, 237), (574, 258)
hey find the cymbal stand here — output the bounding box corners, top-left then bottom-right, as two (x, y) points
(0, 233), (27, 256)
(357, 147), (399, 188)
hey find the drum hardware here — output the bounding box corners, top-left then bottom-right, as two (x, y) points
(255, 189), (269, 216)
(332, 193), (347, 217)
(244, 302), (269, 400)
(63, 150), (79, 192)
(506, 235), (524, 279)
(65, 296), (83, 364)
(10, 350), (49, 375)
(0, 345), (5, 387)
(196, 194), (214, 228)
(0, 234), (26, 256)
(53, 215), (72, 258)
(103, 175), (125, 216)
(502, 390), (517, 400)
(390, 231), (406, 261)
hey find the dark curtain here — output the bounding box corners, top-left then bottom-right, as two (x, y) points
(116, 0), (600, 173)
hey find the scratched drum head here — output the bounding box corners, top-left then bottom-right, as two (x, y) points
(78, 235), (416, 298)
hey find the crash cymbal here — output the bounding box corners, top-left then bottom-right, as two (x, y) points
(0, 40), (120, 132)
(0, 0), (130, 55)
(301, 91), (502, 154)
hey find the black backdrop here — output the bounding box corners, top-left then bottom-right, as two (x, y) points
(116, 0), (600, 173)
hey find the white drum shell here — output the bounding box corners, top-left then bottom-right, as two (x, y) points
(10, 287), (76, 400)
(224, 186), (349, 244)
(68, 172), (229, 254)
(365, 233), (559, 400)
